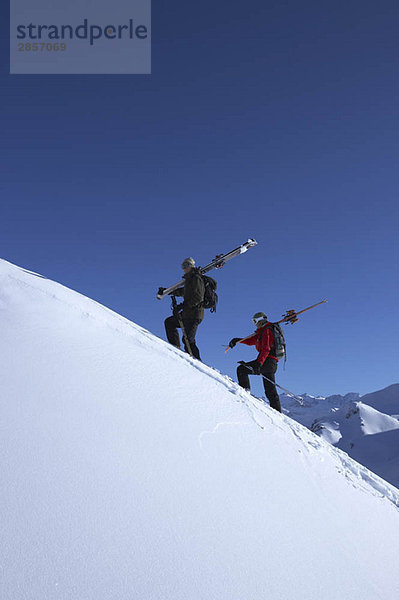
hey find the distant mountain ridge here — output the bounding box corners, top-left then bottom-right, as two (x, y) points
(361, 384), (399, 417)
(281, 384), (399, 488)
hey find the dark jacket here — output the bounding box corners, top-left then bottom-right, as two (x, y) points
(175, 268), (205, 322)
(240, 322), (277, 364)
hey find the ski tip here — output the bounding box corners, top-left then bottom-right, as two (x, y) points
(240, 239), (257, 254)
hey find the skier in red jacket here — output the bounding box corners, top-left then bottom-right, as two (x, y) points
(229, 312), (282, 412)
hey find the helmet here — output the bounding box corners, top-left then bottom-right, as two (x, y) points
(181, 257), (195, 269)
(252, 312), (268, 325)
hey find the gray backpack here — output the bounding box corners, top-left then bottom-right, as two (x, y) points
(261, 323), (286, 360)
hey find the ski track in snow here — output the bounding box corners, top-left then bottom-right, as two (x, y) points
(3, 260), (399, 510)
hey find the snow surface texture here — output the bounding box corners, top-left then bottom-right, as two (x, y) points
(282, 386), (399, 487)
(1, 258), (399, 600)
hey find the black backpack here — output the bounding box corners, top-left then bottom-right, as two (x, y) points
(261, 323), (286, 361)
(202, 275), (218, 312)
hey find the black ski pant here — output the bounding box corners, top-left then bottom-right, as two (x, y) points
(164, 315), (201, 360)
(237, 358), (281, 412)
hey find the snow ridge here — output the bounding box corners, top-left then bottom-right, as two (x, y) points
(2, 258), (399, 600)
(2, 257), (399, 509)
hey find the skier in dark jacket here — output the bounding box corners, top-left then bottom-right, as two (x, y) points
(229, 312), (282, 412)
(158, 257), (205, 360)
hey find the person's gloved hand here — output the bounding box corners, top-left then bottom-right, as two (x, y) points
(252, 361), (262, 375)
(157, 287), (166, 296)
(229, 337), (242, 348)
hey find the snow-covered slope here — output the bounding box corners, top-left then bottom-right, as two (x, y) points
(312, 401), (399, 442)
(310, 401), (399, 487)
(1, 258), (399, 600)
(282, 385), (399, 488)
(281, 391), (361, 428)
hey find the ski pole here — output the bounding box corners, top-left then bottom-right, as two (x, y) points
(260, 375), (305, 406)
(225, 299), (327, 352)
(172, 296), (193, 357)
(238, 362), (305, 406)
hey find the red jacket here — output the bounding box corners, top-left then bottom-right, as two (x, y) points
(240, 323), (277, 365)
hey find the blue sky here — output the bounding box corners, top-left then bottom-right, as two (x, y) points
(1, 0), (398, 397)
